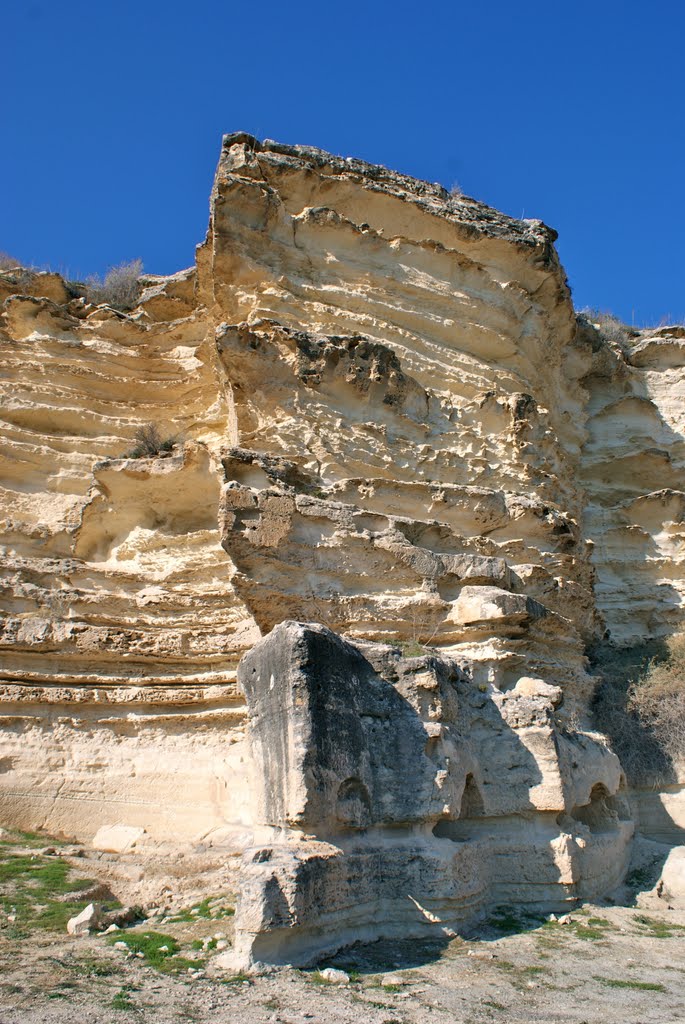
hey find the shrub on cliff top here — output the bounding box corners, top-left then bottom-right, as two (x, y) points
(580, 308), (636, 352)
(0, 251), (23, 270)
(84, 258), (143, 311)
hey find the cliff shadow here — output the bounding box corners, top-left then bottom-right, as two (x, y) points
(590, 638), (682, 792)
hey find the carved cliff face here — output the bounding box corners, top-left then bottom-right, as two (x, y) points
(233, 622), (630, 968)
(0, 135), (683, 900)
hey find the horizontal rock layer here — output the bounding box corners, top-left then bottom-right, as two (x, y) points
(0, 136), (683, 932)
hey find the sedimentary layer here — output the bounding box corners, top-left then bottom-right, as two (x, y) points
(0, 135), (683, 953)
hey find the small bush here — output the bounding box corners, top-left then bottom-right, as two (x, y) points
(397, 640), (427, 658)
(629, 633), (685, 770)
(591, 635), (685, 784)
(580, 308), (637, 353)
(84, 258), (143, 311)
(0, 251), (23, 270)
(449, 182), (464, 198)
(0, 253), (35, 291)
(124, 424), (176, 459)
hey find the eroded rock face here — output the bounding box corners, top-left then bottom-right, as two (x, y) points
(0, 134), (684, 954)
(232, 622), (630, 967)
(0, 273), (258, 842)
(578, 318), (685, 644)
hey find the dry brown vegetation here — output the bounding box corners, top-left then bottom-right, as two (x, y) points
(579, 308), (638, 353)
(83, 258), (143, 311)
(629, 633), (685, 768)
(591, 633), (685, 784)
(123, 424), (177, 459)
(0, 251), (23, 270)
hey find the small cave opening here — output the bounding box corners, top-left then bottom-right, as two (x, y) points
(460, 773), (485, 818)
(570, 783), (631, 833)
(432, 773), (484, 842)
(336, 777), (371, 830)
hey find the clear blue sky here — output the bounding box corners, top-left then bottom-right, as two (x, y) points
(4, 0), (684, 325)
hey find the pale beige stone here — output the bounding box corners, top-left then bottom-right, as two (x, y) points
(0, 133), (684, 966)
(92, 825), (146, 854)
(67, 902), (103, 936)
(657, 845), (685, 902)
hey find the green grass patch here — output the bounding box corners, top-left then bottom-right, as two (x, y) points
(108, 929), (178, 965)
(0, 854), (93, 895)
(634, 913), (685, 938)
(594, 976), (666, 992)
(0, 848), (112, 933)
(112, 988), (136, 1011)
(107, 931), (201, 974)
(537, 913), (613, 942)
(168, 897), (235, 923)
(396, 641), (427, 657)
(221, 972), (252, 986)
(586, 916), (614, 928)
(487, 907), (526, 934)
(570, 916), (616, 941)
(190, 937), (217, 952)
(191, 898), (212, 919)
(0, 829), (51, 849)
(573, 926), (605, 940)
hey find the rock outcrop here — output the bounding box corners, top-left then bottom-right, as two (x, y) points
(579, 319), (685, 644)
(1, 133), (684, 963)
(232, 621), (629, 967)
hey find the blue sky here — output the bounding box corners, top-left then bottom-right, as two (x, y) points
(3, 0), (684, 325)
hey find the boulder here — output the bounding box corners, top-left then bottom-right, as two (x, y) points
(658, 846), (685, 904)
(67, 902), (104, 936)
(92, 825), (146, 854)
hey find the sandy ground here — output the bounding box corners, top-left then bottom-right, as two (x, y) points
(1, 831), (684, 1024)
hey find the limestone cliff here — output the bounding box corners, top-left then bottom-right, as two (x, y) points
(1, 134), (684, 963)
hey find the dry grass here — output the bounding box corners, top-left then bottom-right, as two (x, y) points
(591, 634), (685, 784)
(579, 308), (638, 353)
(83, 258), (143, 311)
(0, 252), (23, 270)
(629, 633), (685, 768)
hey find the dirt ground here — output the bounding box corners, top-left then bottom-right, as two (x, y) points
(1, 829), (684, 1024)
